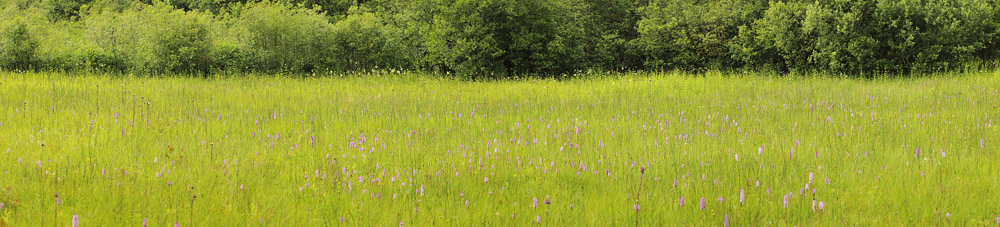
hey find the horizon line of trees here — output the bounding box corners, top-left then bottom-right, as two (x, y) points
(2, 0), (999, 78)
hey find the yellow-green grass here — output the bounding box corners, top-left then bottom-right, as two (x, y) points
(1, 71), (998, 226)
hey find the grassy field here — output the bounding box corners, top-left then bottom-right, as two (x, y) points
(1, 71), (998, 226)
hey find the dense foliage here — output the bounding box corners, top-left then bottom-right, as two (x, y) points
(1, 0), (999, 77)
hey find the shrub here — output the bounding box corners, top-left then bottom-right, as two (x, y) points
(210, 42), (248, 72)
(418, 0), (585, 78)
(731, 1), (812, 72)
(578, 0), (642, 71)
(224, 1), (331, 72)
(82, 2), (214, 73)
(323, 11), (415, 72)
(0, 21), (39, 71)
(294, 0), (354, 16)
(978, 1), (1000, 61)
(0, 4), (47, 71)
(80, 0), (140, 13)
(734, 0), (1000, 74)
(151, 6), (213, 73)
(633, 0), (749, 70)
(870, 0), (997, 73)
(42, 0), (89, 20)
(1, 0), (1000, 76)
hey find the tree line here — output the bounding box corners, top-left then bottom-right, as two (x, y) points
(2, 0), (999, 78)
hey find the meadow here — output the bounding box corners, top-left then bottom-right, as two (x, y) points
(1, 71), (999, 226)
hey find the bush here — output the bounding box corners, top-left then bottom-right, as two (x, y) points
(2, 0), (1000, 76)
(167, 0), (355, 16)
(870, 0), (997, 73)
(80, 0), (141, 13)
(294, 0), (354, 16)
(82, 2), (214, 73)
(42, 0), (88, 20)
(578, 0), (642, 71)
(734, 0), (1000, 74)
(0, 5), (47, 71)
(210, 42), (248, 72)
(151, 6), (213, 73)
(0, 21), (39, 71)
(323, 11), (415, 72)
(417, 0), (585, 78)
(224, 1), (331, 72)
(979, 1), (1000, 61)
(633, 0), (750, 70)
(731, 1), (811, 72)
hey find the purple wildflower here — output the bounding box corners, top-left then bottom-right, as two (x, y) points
(634, 204), (640, 212)
(818, 201), (824, 211)
(941, 150), (946, 157)
(783, 194), (789, 208)
(536, 215), (540, 223)
(739, 189), (745, 205)
(724, 214), (729, 227)
(680, 197), (685, 207)
(916, 148), (920, 158)
(73, 214), (79, 227)
(700, 197), (705, 210)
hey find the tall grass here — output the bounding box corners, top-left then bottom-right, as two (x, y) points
(0, 71), (998, 226)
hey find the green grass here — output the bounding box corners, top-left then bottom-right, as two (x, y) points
(1, 71), (998, 226)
